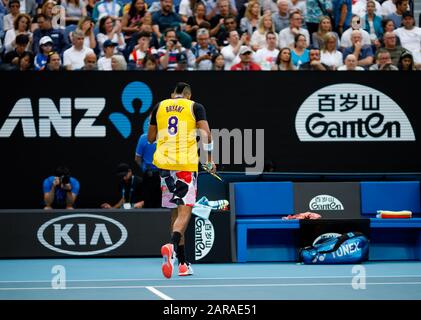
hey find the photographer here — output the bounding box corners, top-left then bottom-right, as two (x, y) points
(157, 27), (194, 70)
(135, 133), (162, 208)
(101, 163), (145, 209)
(43, 166), (80, 210)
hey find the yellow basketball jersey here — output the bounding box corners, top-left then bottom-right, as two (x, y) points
(153, 98), (198, 172)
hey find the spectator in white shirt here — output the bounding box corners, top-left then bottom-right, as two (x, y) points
(393, 11), (421, 67)
(254, 31), (280, 70)
(278, 11), (310, 49)
(320, 31), (343, 69)
(63, 29), (95, 70)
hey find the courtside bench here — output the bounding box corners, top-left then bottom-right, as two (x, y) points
(230, 182), (299, 262)
(231, 180), (421, 262)
(361, 181), (421, 260)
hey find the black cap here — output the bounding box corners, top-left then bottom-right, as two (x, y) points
(116, 163), (130, 178)
(103, 39), (118, 47)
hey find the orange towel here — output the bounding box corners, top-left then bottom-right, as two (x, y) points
(376, 210), (412, 219)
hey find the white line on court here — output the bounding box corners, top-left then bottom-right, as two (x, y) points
(0, 282), (421, 291)
(1, 275), (421, 283)
(145, 286), (174, 300)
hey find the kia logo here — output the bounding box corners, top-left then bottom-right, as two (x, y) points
(37, 214), (128, 256)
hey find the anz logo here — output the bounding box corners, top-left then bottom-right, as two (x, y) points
(0, 81), (153, 138)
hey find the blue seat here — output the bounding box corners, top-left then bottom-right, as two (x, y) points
(360, 181), (421, 260)
(230, 182), (296, 262)
(360, 181), (421, 216)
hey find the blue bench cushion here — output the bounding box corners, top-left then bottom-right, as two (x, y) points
(233, 182), (294, 216)
(361, 181), (421, 215)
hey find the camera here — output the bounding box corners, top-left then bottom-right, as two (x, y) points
(60, 175), (70, 185)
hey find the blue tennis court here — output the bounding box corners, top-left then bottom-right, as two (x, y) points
(1, 258), (420, 300)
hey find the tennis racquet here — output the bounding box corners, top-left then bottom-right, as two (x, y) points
(201, 164), (224, 182)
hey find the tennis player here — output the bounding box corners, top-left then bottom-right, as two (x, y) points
(147, 82), (216, 278)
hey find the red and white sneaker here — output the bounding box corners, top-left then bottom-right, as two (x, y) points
(161, 243), (175, 279)
(178, 263), (194, 276)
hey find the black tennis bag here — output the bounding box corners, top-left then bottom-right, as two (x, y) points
(299, 232), (369, 264)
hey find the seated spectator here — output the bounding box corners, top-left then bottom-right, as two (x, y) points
(291, 33), (309, 67)
(240, 0), (260, 37)
(43, 165), (80, 210)
(261, 0), (278, 15)
(253, 31), (279, 70)
(143, 53), (159, 69)
(320, 32), (343, 70)
(220, 29), (246, 69)
(128, 30), (157, 69)
(100, 163), (144, 209)
(362, 0), (383, 49)
(178, 0), (195, 23)
(157, 27), (194, 70)
(394, 11), (421, 67)
(272, 0), (290, 34)
(385, 0), (408, 28)
(304, 0), (332, 37)
(337, 53), (365, 70)
(121, 0), (148, 41)
(92, 0), (123, 24)
(62, 0), (88, 25)
(340, 14), (371, 49)
(98, 39), (118, 70)
(278, 11), (310, 49)
(17, 51), (34, 70)
(369, 48), (399, 70)
(79, 52), (98, 70)
(97, 16), (126, 56)
(397, 49), (416, 70)
(63, 29), (95, 70)
(111, 53), (128, 69)
(72, 16), (97, 50)
(3, 0), (21, 33)
(152, 0), (182, 40)
(311, 16), (339, 50)
(271, 46), (296, 70)
(45, 51), (66, 70)
(32, 14), (69, 55)
(191, 27), (218, 70)
(34, 36), (54, 70)
(298, 47), (328, 70)
(209, 0), (234, 38)
(381, 19), (401, 46)
(382, 31), (405, 66)
(211, 52), (225, 69)
(352, 0), (383, 19)
(250, 12), (278, 52)
(230, 45), (261, 70)
(185, 2), (209, 42)
(206, 0), (237, 22)
(215, 14), (242, 48)
(342, 29), (374, 69)
(3, 34), (31, 65)
(3, 13), (32, 54)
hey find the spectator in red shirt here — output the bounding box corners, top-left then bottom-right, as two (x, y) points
(230, 46), (261, 70)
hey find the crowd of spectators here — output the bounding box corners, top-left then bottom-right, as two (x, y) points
(0, 0), (419, 70)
